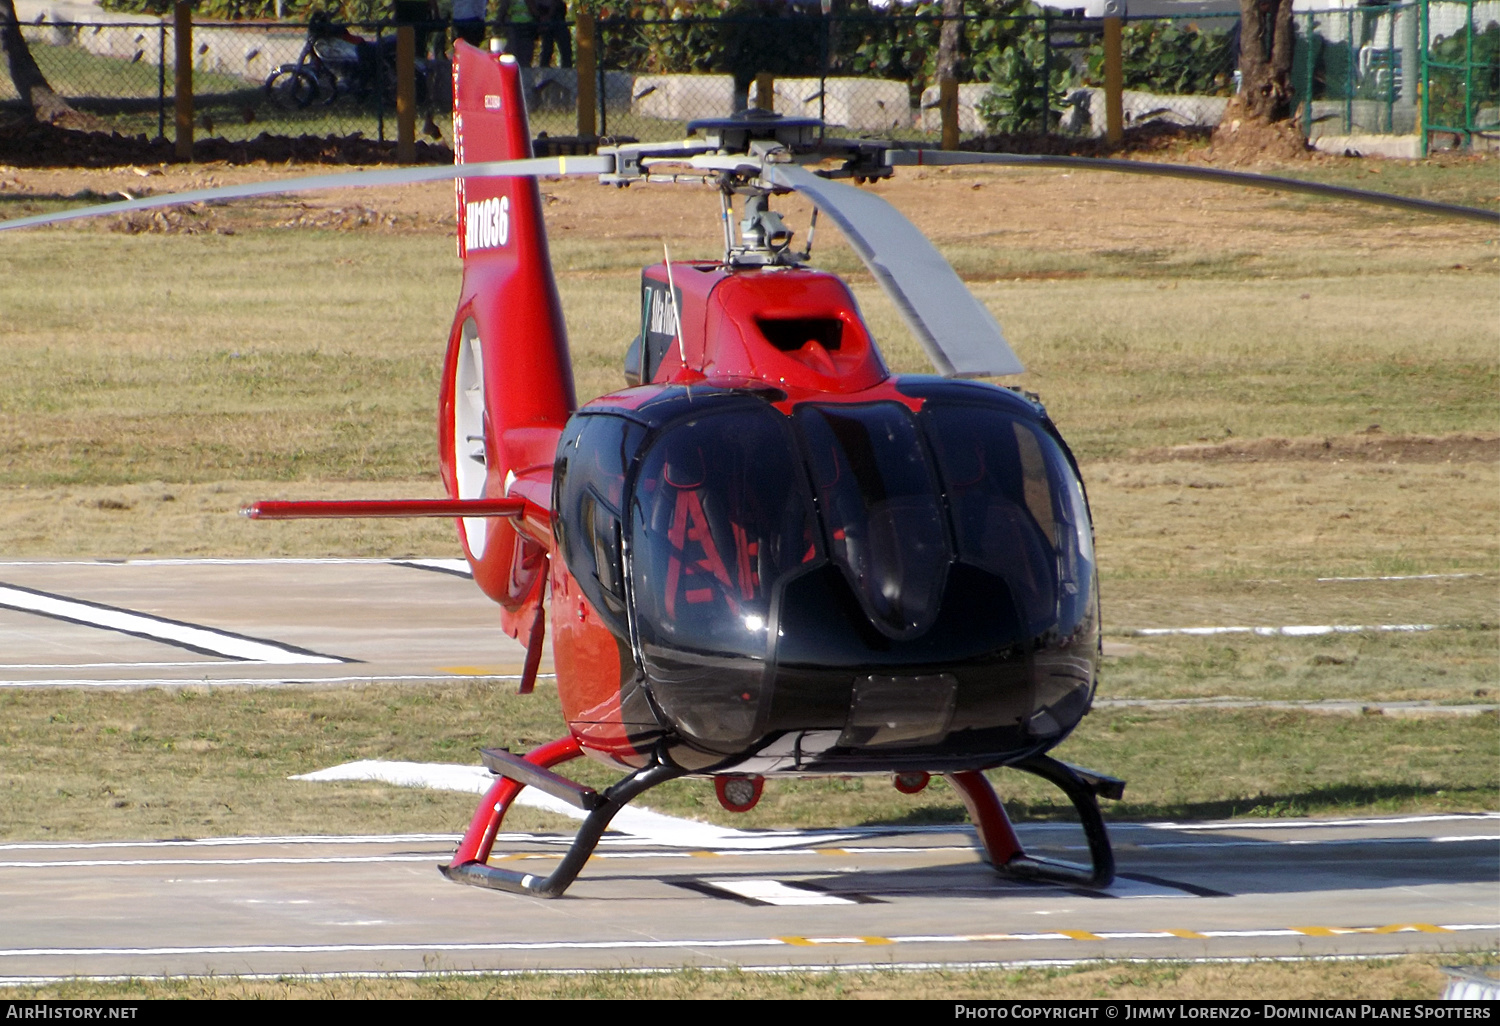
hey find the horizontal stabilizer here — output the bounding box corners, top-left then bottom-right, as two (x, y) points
(243, 498), (525, 519)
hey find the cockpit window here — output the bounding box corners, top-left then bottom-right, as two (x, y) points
(555, 413), (646, 626)
(795, 403), (952, 640)
(630, 407), (817, 659)
(922, 403), (1095, 637)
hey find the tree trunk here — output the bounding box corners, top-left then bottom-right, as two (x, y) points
(0, 0), (76, 122)
(936, 0), (962, 83)
(1237, 0), (1297, 122)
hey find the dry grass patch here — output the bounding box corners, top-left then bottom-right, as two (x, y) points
(3, 952), (1493, 999)
(0, 478), (455, 559)
(1087, 457), (1499, 583)
(1101, 627), (1497, 704)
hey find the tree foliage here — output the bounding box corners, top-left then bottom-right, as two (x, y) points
(1082, 19), (1236, 97)
(976, 17), (1068, 134)
(1426, 20), (1500, 128)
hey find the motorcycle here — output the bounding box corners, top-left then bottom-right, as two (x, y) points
(265, 13), (429, 110)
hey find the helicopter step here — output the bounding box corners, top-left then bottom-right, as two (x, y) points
(479, 746), (602, 811)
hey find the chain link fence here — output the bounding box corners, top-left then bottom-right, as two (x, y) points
(3, 3), (1494, 154)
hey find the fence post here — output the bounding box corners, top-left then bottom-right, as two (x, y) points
(576, 10), (596, 139)
(173, 2), (192, 161)
(940, 75), (959, 149)
(157, 21), (166, 141)
(1103, 2), (1124, 145)
(396, 25), (417, 163)
(755, 72), (774, 110)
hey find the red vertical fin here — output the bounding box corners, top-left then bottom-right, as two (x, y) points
(439, 41), (573, 631)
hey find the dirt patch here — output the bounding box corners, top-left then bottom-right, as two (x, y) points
(1136, 432), (1500, 464)
(0, 115), (453, 169)
(1208, 96), (1314, 166)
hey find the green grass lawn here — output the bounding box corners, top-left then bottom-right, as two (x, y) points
(1, 682), (1493, 841)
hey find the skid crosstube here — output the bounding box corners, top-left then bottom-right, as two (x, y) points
(441, 739), (684, 898)
(443, 739), (1123, 898)
(948, 754), (1125, 889)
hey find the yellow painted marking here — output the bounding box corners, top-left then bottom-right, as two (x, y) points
(1166, 929), (1209, 939)
(438, 665), (509, 675)
(1059, 930), (1105, 941)
(688, 851), (721, 858)
(558, 156), (567, 174)
(1373, 923), (1451, 934)
(815, 848), (850, 856)
(777, 936), (889, 946)
(1291, 926), (1338, 937)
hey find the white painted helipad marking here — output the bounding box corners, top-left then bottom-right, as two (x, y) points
(0, 557), (464, 568)
(0, 558), (419, 566)
(1143, 812), (1500, 831)
(707, 880), (856, 906)
(0, 661), (243, 670)
(292, 760), (854, 850)
(0, 582), (345, 664)
(1122, 624), (1438, 637)
(1316, 573), (1481, 582)
(0, 673), (538, 689)
(0, 834), (462, 852)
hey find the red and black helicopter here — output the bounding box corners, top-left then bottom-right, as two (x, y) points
(6, 41), (1494, 899)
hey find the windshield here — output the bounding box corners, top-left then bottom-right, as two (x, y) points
(795, 403), (952, 640)
(922, 402), (1095, 638)
(629, 406), (818, 661)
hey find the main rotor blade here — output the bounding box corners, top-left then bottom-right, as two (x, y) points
(885, 150), (1500, 226)
(0, 154), (614, 233)
(768, 162), (1024, 378)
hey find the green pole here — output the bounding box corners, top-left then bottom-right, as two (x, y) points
(1463, 0), (1474, 141)
(1420, 0), (1429, 155)
(1385, 4), (1394, 132)
(1350, 4), (1362, 132)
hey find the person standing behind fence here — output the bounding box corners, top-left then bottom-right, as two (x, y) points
(504, 0), (540, 65)
(536, 0), (572, 68)
(451, 0), (487, 47)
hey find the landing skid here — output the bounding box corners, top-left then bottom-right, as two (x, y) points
(441, 737), (684, 898)
(948, 755), (1125, 889)
(442, 740), (1123, 898)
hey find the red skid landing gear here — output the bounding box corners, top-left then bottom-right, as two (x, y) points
(946, 755), (1125, 889)
(441, 737), (684, 898)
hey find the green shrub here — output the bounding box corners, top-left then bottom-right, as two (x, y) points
(1083, 19), (1237, 96)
